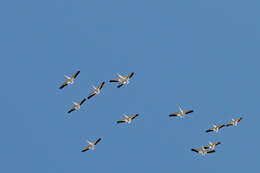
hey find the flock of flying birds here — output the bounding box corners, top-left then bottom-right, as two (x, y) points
(59, 70), (136, 152)
(169, 104), (243, 155)
(59, 70), (243, 155)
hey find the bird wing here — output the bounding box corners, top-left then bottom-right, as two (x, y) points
(130, 114), (139, 120)
(94, 138), (101, 145)
(126, 72), (134, 79)
(206, 129), (213, 133)
(225, 123), (233, 127)
(117, 119), (126, 124)
(207, 150), (216, 153)
(191, 148), (200, 153)
(68, 107), (75, 113)
(169, 112), (180, 117)
(59, 82), (68, 89)
(80, 98), (86, 105)
(237, 117), (243, 122)
(81, 146), (89, 152)
(184, 110), (194, 115)
(87, 92), (96, 99)
(218, 124), (225, 129)
(215, 141), (221, 145)
(98, 82), (105, 89)
(109, 78), (120, 82)
(117, 83), (124, 88)
(72, 70), (80, 79)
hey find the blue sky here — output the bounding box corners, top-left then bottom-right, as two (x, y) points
(0, 0), (259, 172)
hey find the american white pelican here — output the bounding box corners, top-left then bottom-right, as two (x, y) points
(226, 117), (243, 127)
(204, 141), (221, 150)
(59, 70), (80, 89)
(87, 82), (105, 99)
(117, 113), (139, 124)
(67, 98), (86, 113)
(205, 124), (225, 133)
(109, 72), (134, 88)
(169, 106), (193, 118)
(191, 146), (215, 156)
(81, 138), (101, 152)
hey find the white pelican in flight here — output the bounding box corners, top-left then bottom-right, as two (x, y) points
(88, 82), (105, 99)
(204, 141), (221, 150)
(109, 72), (134, 88)
(205, 124), (225, 133)
(81, 138), (101, 152)
(59, 70), (80, 89)
(67, 98), (86, 113)
(117, 113), (139, 124)
(191, 146), (215, 156)
(226, 117), (243, 127)
(169, 106), (193, 118)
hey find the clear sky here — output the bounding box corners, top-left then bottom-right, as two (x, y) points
(0, 0), (259, 172)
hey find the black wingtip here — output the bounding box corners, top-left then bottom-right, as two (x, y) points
(59, 84), (66, 89)
(169, 114), (176, 117)
(191, 149), (197, 152)
(88, 94), (94, 99)
(109, 80), (118, 83)
(117, 84), (123, 88)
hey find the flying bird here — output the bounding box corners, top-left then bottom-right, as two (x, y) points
(81, 138), (101, 152)
(87, 82), (105, 99)
(109, 72), (134, 88)
(191, 146), (216, 156)
(59, 70), (80, 89)
(226, 117), (243, 127)
(205, 124), (225, 133)
(204, 141), (221, 150)
(169, 106), (194, 118)
(67, 98), (86, 113)
(117, 113), (139, 124)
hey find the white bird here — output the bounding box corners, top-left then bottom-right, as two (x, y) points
(169, 106), (194, 118)
(191, 146), (216, 156)
(59, 70), (80, 89)
(67, 98), (86, 113)
(204, 141), (221, 150)
(226, 117), (243, 127)
(109, 72), (134, 88)
(88, 81), (105, 99)
(117, 113), (139, 124)
(81, 138), (101, 152)
(205, 124), (225, 133)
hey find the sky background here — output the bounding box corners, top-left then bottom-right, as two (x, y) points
(0, 0), (259, 172)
